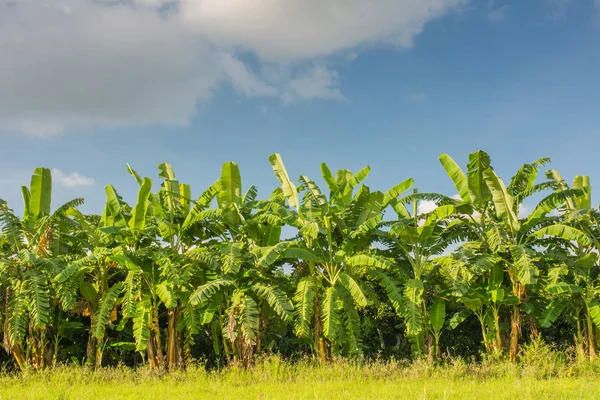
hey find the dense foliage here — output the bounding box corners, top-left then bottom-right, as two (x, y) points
(1, 150), (599, 371)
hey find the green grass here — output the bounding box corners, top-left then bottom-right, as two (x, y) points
(2, 357), (600, 399)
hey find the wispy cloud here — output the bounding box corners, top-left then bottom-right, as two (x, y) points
(544, 0), (573, 21)
(282, 66), (345, 104)
(487, 4), (509, 23)
(52, 169), (95, 187)
(408, 92), (427, 103)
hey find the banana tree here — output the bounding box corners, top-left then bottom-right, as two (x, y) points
(437, 151), (511, 355)
(129, 162), (222, 369)
(385, 189), (464, 356)
(0, 168), (85, 370)
(52, 202), (129, 369)
(437, 245), (517, 355)
(104, 163), (207, 369)
(268, 154), (411, 362)
(539, 173), (600, 360)
(439, 151), (588, 361)
(492, 166), (593, 361)
(189, 161), (294, 367)
(89, 173), (169, 368)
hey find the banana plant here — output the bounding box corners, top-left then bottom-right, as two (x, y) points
(268, 154), (410, 362)
(539, 173), (600, 360)
(437, 246), (517, 355)
(188, 161), (294, 367)
(90, 173), (170, 368)
(129, 162), (221, 369)
(0, 168), (84, 370)
(385, 188), (463, 356)
(428, 299), (446, 359)
(104, 163), (214, 370)
(52, 201), (129, 369)
(439, 151), (589, 361)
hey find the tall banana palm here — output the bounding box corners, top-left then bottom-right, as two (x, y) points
(386, 190), (462, 356)
(53, 208), (121, 369)
(88, 172), (167, 368)
(268, 154), (411, 362)
(439, 151), (590, 361)
(540, 172), (600, 360)
(110, 166), (210, 370)
(189, 161), (294, 366)
(127, 162), (222, 369)
(0, 168), (84, 370)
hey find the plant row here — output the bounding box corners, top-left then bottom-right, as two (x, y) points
(0, 151), (599, 371)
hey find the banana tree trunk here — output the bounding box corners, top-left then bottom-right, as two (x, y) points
(166, 308), (177, 370)
(154, 330), (164, 368)
(95, 337), (103, 369)
(11, 344), (26, 371)
(509, 305), (520, 363)
(151, 306), (164, 369)
(176, 327), (184, 368)
(314, 293), (327, 364)
(256, 312), (262, 354)
(493, 309), (503, 354)
(222, 334), (233, 367)
(318, 338), (327, 363)
(576, 313), (586, 362)
(476, 313), (490, 353)
(586, 308), (596, 360)
(86, 330), (95, 366)
(28, 326), (42, 369)
(376, 326), (385, 352)
(146, 335), (157, 369)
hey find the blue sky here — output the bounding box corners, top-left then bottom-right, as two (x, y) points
(1, 0), (599, 215)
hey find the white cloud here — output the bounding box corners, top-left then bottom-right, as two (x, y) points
(52, 169), (95, 187)
(0, 1), (224, 136)
(282, 66), (345, 104)
(181, 0), (468, 61)
(0, 0), (467, 135)
(219, 54), (278, 97)
(417, 200), (439, 215)
(487, 5), (509, 22)
(518, 204), (530, 219)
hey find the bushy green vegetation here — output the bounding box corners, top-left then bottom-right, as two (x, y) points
(0, 150), (599, 373)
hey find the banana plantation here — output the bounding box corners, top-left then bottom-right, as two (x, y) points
(1, 150), (599, 371)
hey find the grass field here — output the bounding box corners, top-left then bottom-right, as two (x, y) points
(1, 357), (600, 399)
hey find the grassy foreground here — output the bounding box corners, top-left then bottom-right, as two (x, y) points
(1, 357), (600, 400)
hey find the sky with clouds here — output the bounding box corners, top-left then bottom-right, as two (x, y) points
(1, 0), (600, 214)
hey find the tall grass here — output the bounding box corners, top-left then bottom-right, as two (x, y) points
(1, 340), (600, 399)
